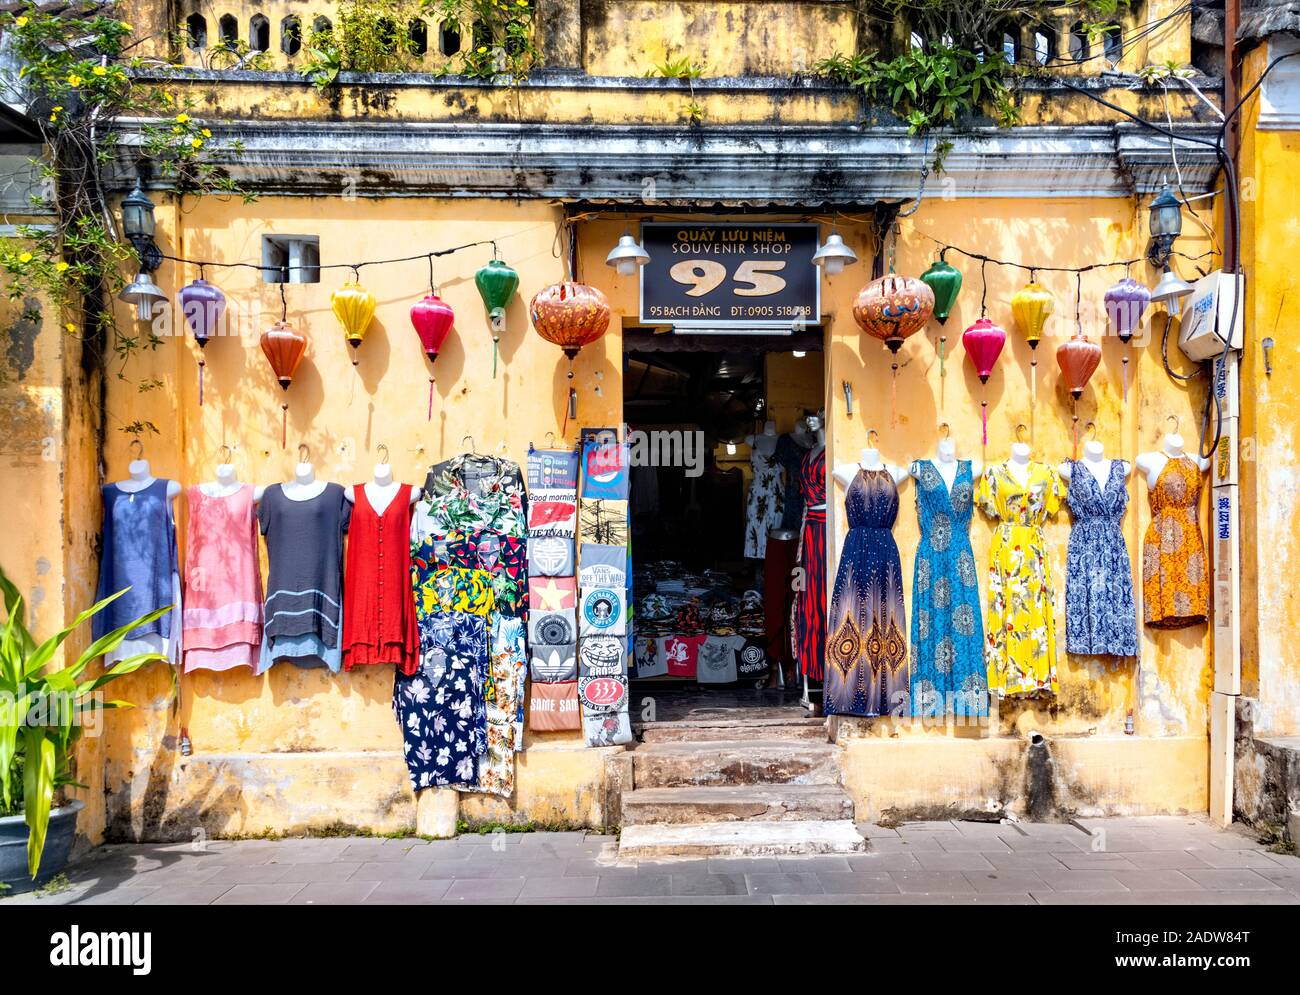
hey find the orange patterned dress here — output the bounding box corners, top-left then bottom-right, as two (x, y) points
(1141, 456), (1208, 628)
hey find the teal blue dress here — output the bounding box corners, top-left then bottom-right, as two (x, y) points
(909, 460), (988, 718)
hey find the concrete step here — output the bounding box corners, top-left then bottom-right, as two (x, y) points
(631, 739), (841, 788)
(622, 784), (854, 825)
(638, 718), (828, 744)
(618, 819), (868, 858)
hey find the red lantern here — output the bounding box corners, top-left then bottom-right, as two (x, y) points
(530, 282), (611, 425)
(961, 316), (1007, 445)
(852, 274), (934, 424)
(260, 319), (307, 448)
(410, 292), (455, 421)
(1056, 333), (1103, 455)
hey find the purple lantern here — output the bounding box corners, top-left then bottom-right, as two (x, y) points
(180, 277), (226, 405)
(1104, 277), (1150, 345)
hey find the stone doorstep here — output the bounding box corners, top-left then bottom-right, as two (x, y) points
(621, 784), (855, 825)
(617, 820), (868, 859)
(637, 718), (829, 744)
(630, 739), (842, 788)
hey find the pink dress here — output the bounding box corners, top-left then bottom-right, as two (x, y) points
(182, 484), (263, 672)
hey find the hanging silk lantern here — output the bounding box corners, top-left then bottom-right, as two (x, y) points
(1056, 332), (1103, 456)
(852, 273), (935, 425)
(962, 316), (1007, 446)
(179, 277), (225, 406)
(475, 258), (519, 378)
(1010, 277), (1053, 408)
(921, 254), (962, 381)
(331, 278), (376, 366)
(410, 291), (455, 421)
(260, 319), (308, 448)
(530, 281), (611, 428)
(1104, 276), (1151, 400)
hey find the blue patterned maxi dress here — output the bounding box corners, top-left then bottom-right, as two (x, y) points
(909, 460), (987, 718)
(1064, 459), (1139, 657)
(826, 469), (908, 717)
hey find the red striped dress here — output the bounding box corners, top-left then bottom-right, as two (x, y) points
(792, 446), (827, 680)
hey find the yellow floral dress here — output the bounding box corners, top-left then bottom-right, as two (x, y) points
(975, 461), (1064, 697)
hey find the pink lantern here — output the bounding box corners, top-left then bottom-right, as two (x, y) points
(962, 316), (1007, 445)
(410, 292), (455, 420)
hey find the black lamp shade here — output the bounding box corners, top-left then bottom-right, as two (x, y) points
(121, 183), (156, 239)
(1149, 186), (1183, 238)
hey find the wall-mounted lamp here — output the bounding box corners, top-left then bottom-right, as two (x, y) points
(1146, 184), (1183, 269)
(120, 181), (162, 273)
(812, 232), (859, 276)
(605, 232), (650, 276)
(118, 271), (167, 321)
(1149, 267), (1194, 316)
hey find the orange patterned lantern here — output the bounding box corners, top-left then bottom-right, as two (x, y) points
(260, 319), (308, 448)
(852, 273), (935, 424)
(1056, 332), (1103, 455)
(530, 282), (611, 422)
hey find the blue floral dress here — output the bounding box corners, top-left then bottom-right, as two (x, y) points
(1064, 460), (1139, 657)
(909, 460), (988, 718)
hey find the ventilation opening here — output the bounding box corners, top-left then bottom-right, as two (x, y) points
(281, 16), (301, 56)
(186, 13), (207, 50)
(439, 22), (461, 56)
(313, 16), (333, 36)
(1068, 22), (1089, 61)
(261, 235), (321, 284)
(249, 14), (270, 52)
(409, 19), (428, 55)
(1001, 31), (1018, 64)
(1102, 23), (1123, 64)
(1032, 28), (1054, 66)
(218, 13), (238, 45)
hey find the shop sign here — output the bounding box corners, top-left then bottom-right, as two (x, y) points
(639, 223), (820, 327)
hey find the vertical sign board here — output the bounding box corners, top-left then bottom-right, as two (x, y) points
(639, 223), (820, 327)
(1212, 351), (1241, 696)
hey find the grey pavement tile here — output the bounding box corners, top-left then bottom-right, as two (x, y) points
(362, 879), (452, 903)
(1000, 834), (1088, 853)
(343, 841), (430, 862)
(67, 886), (166, 905)
(855, 823), (901, 839)
(275, 861), (366, 883)
(1032, 868), (1129, 892)
(914, 851), (997, 872)
(706, 857), (783, 874)
(205, 862), (296, 885)
(896, 820), (960, 832)
(671, 873), (749, 896)
(868, 836), (945, 853)
(1205, 830), (1268, 850)
(441, 877), (526, 902)
(774, 892), (1035, 905)
(290, 881), (381, 904)
(211, 883), (307, 905)
(636, 858), (711, 875)
(454, 833), (525, 846)
(1263, 850), (1300, 867)
(936, 835), (1014, 853)
(952, 820), (1019, 837)
(1030, 889), (1299, 906)
(417, 860), (496, 881)
(1052, 851), (1140, 871)
(519, 876), (600, 899)
(1181, 847), (1281, 869)
(984, 851), (1073, 871)
(1120, 849), (1213, 870)
(596, 873), (672, 897)
(889, 869), (977, 894)
(744, 872), (824, 896)
(532, 894), (771, 905)
(488, 859), (575, 878)
(130, 884), (233, 905)
(775, 856), (853, 874)
(816, 871), (900, 895)
(1109, 869), (1204, 891)
(964, 870), (1050, 894)
(1181, 869), (1284, 891)
(849, 852), (924, 873)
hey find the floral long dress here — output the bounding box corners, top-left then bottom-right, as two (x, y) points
(826, 469), (908, 717)
(1065, 460), (1139, 656)
(744, 446), (785, 559)
(909, 460), (987, 718)
(1142, 456), (1209, 628)
(975, 461), (1064, 697)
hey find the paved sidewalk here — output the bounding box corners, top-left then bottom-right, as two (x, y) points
(5, 815), (1299, 905)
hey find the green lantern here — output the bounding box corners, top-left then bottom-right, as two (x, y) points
(920, 253), (962, 325)
(475, 257), (519, 378)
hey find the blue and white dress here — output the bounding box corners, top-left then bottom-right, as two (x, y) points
(909, 460), (987, 718)
(1064, 460), (1139, 657)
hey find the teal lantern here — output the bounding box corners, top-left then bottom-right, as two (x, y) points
(475, 257), (519, 378)
(920, 252), (964, 380)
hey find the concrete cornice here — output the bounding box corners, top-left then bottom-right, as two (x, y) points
(110, 119), (1221, 203)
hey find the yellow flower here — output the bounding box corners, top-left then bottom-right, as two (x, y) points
(18, 252), (32, 264)
(52, 106), (63, 112)
(190, 137), (203, 149)
(92, 66), (108, 77)
(172, 126), (182, 134)
(15, 16), (28, 27)
(121, 23), (133, 32)
(201, 128), (211, 138)
(48, 112), (59, 121)
(478, 46), (488, 53)
(65, 322), (76, 332)
(55, 262), (69, 272)
(164, 92), (174, 104)
(175, 113), (189, 123)
(67, 74), (83, 87)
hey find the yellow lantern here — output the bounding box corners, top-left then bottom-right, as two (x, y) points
(1010, 276), (1054, 407)
(331, 276), (376, 365)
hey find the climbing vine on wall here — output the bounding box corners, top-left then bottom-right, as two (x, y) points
(0, 2), (251, 402)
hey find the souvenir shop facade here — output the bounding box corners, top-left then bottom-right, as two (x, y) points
(10, 2), (1300, 844)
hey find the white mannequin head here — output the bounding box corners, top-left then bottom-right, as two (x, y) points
(127, 440), (150, 480)
(373, 462), (393, 486)
(1010, 441), (1031, 463)
(294, 461), (314, 484)
(1162, 432), (1185, 457)
(215, 461), (238, 486)
(1083, 439), (1105, 461)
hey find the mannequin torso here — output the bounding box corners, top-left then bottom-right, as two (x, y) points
(998, 442), (1034, 488)
(1135, 434), (1210, 489)
(1060, 440), (1129, 488)
(912, 439), (981, 493)
(345, 463), (418, 513)
(268, 462), (328, 503)
(747, 421), (779, 457)
(834, 447), (907, 489)
(199, 462), (243, 498)
(116, 458), (181, 500)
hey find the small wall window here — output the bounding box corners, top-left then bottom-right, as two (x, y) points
(186, 14), (208, 50)
(409, 19), (428, 55)
(1102, 23), (1123, 64)
(262, 235), (321, 284)
(218, 13), (238, 45)
(439, 22), (461, 56)
(249, 14), (270, 52)
(281, 15), (301, 56)
(1068, 22), (1089, 61)
(1001, 31), (1018, 64)
(313, 16), (333, 36)
(909, 31), (924, 51)
(1033, 28), (1054, 66)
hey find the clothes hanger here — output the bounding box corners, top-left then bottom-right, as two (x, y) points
(462, 435), (476, 454)
(376, 443), (389, 465)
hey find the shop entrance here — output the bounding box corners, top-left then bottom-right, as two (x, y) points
(624, 329), (824, 713)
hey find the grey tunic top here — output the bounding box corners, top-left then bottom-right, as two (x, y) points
(258, 483), (350, 647)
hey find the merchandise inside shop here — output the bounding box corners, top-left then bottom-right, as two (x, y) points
(623, 331), (826, 694)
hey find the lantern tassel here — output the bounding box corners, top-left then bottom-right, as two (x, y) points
(493, 338), (498, 380)
(1029, 355), (1037, 408)
(427, 378), (435, 422)
(198, 360), (205, 407)
(281, 403), (288, 450)
(890, 363), (899, 428)
(1071, 400), (1079, 460)
(1122, 354), (1129, 402)
(981, 398), (988, 448)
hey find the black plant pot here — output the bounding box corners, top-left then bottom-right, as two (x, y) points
(0, 800), (84, 895)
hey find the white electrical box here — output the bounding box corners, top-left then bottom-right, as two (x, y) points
(1179, 271), (1244, 361)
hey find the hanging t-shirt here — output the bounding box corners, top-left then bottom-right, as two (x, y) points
(579, 543), (627, 590)
(697, 634), (744, 684)
(530, 642), (577, 683)
(659, 634), (705, 678)
(633, 634), (666, 678)
(737, 637), (769, 680)
(580, 587), (627, 637)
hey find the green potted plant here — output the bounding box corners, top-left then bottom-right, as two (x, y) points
(0, 567), (173, 893)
